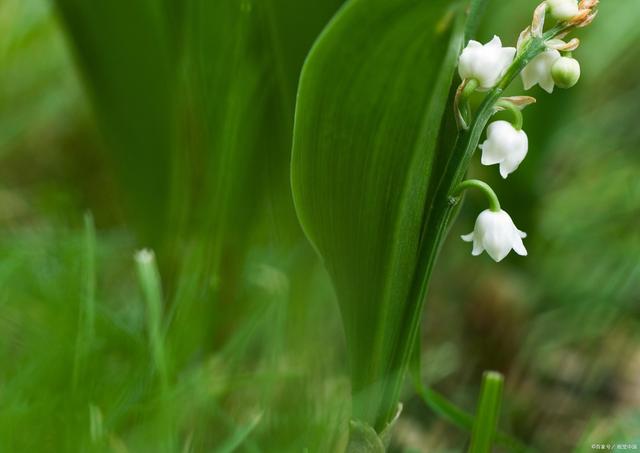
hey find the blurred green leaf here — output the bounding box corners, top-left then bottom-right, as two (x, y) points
(52, 0), (177, 246)
(167, 0), (343, 368)
(347, 420), (385, 453)
(291, 0), (468, 430)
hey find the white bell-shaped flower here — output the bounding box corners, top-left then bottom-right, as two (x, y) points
(547, 0), (580, 21)
(458, 36), (516, 91)
(521, 48), (561, 93)
(479, 121), (529, 179)
(461, 209), (527, 262)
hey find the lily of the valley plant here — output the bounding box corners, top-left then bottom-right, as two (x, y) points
(349, 0), (600, 445)
(395, 0), (598, 440)
(454, 0), (596, 262)
(291, 0), (599, 449)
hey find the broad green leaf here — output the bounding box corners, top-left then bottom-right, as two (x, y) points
(292, 0), (467, 430)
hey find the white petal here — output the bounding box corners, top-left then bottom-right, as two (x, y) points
(482, 226), (512, 262)
(518, 130), (529, 153)
(512, 236), (528, 256)
(467, 40), (482, 48)
(498, 47), (517, 71)
(487, 36), (502, 48)
(517, 229), (527, 238)
(539, 76), (555, 93)
(521, 49), (561, 92)
(499, 163), (511, 179)
(461, 233), (474, 242)
(485, 242), (510, 262)
(480, 143), (504, 166)
(472, 240), (484, 256)
(521, 68), (536, 90)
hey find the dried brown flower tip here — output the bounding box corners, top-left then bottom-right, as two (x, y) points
(497, 96), (537, 110)
(531, 2), (548, 37)
(517, 26), (532, 53)
(547, 38), (580, 51)
(579, 0), (599, 11)
(567, 9), (591, 26)
(577, 10), (598, 28)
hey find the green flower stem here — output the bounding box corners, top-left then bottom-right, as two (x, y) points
(453, 179), (501, 212)
(459, 78), (480, 128)
(495, 99), (524, 130)
(462, 78), (479, 99)
(379, 22), (566, 435)
(468, 371), (504, 453)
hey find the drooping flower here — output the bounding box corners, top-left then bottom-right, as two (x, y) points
(522, 49), (560, 93)
(479, 121), (529, 179)
(521, 48), (561, 93)
(461, 210), (527, 262)
(547, 0), (580, 21)
(458, 36), (516, 91)
(551, 56), (581, 88)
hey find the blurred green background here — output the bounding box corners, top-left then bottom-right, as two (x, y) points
(0, 0), (638, 451)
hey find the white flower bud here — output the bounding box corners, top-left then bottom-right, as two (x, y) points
(479, 121), (528, 179)
(461, 209), (527, 262)
(551, 56), (581, 88)
(458, 36), (516, 91)
(521, 48), (561, 93)
(546, 0), (580, 21)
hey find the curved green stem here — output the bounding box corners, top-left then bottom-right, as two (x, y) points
(462, 78), (479, 99)
(453, 179), (501, 212)
(457, 78), (480, 129)
(495, 99), (523, 130)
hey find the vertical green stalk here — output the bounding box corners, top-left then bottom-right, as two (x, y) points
(384, 26), (564, 428)
(72, 212), (97, 391)
(135, 249), (169, 391)
(468, 372), (504, 453)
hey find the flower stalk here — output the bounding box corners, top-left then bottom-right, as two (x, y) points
(385, 0), (598, 433)
(453, 179), (501, 212)
(494, 100), (523, 130)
